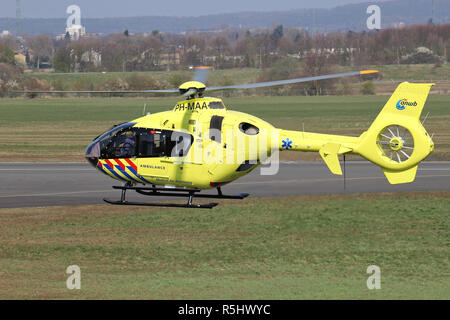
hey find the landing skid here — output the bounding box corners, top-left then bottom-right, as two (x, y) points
(103, 198), (218, 209)
(103, 184), (249, 209)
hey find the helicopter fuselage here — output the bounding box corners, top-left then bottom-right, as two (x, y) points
(86, 97), (279, 189)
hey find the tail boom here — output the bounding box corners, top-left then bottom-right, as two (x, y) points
(279, 130), (359, 175)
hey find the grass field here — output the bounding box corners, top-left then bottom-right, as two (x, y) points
(2, 65), (447, 301)
(0, 94), (449, 162)
(0, 191), (448, 299)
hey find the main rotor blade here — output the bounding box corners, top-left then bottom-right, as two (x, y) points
(206, 70), (378, 91)
(12, 89), (179, 94)
(193, 66), (213, 84)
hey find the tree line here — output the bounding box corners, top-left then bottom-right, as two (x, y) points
(0, 23), (448, 96)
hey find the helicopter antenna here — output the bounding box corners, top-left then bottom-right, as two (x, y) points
(143, 103), (151, 116)
(421, 111), (430, 125)
(343, 154), (347, 190)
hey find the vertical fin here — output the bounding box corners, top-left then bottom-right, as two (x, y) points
(374, 82), (433, 121)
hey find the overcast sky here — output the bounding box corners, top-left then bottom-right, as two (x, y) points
(0, 0), (387, 18)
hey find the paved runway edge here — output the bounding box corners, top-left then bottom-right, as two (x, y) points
(1, 161), (449, 209)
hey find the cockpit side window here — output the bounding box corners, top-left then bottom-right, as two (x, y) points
(114, 130), (136, 158)
(92, 123), (136, 159)
(100, 129), (136, 159)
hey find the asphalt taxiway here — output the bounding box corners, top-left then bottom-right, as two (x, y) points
(1, 161), (449, 208)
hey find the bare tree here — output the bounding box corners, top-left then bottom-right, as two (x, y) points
(26, 35), (53, 69)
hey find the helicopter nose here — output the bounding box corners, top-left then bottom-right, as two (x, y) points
(85, 141), (100, 168)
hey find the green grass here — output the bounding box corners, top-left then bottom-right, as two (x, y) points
(0, 94), (449, 161)
(372, 64), (450, 81)
(0, 192), (448, 299)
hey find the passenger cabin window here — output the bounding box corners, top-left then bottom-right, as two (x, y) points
(239, 122), (259, 135)
(136, 129), (194, 157)
(137, 130), (165, 157)
(209, 116), (224, 143)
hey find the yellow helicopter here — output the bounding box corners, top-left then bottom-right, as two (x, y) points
(54, 67), (434, 208)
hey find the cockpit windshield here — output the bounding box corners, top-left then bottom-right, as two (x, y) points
(85, 122), (136, 159)
(96, 122), (136, 146)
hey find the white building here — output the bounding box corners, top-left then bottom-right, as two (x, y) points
(57, 25), (86, 41)
(0, 30), (11, 37)
(81, 49), (102, 68)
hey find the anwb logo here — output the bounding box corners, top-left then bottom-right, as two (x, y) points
(396, 99), (418, 110)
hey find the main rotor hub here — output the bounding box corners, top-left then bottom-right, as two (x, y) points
(178, 81), (206, 98)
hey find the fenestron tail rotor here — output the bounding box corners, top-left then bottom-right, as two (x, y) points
(377, 125), (415, 163)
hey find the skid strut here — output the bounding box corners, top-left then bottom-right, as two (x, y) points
(103, 185), (249, 209)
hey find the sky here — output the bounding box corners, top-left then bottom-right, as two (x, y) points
(0, 0), (387, 18)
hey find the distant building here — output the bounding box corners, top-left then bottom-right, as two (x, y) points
(66, 25), (86, 40)
(14, 52), (27, 68)
(0, 30), (11, 37)
(159, 46), (183, 66)
(393, 22), (406, 29)
(81, 49), (102, 68)
(56, 24), (86, 41)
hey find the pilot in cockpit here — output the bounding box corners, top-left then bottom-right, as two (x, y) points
(119, 131), (135, 157)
